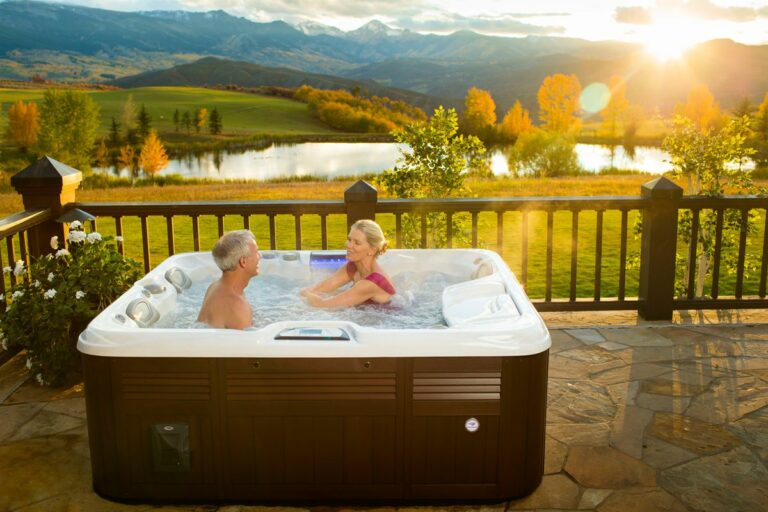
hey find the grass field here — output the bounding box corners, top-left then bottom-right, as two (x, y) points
(0, 86), (340, 137)
(3, 174), (765, 301)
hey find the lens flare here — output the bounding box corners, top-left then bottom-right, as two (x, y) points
(580, 82), (611, 114)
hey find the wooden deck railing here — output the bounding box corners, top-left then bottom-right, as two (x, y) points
(3, 156), (768, 321)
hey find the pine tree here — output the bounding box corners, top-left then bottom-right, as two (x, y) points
(137, 104), (151, 141)
(182, 111), (191, 134)
(173, 109), (180, 132)
(209, 107), (222, 135)
(138, 131), (169, 180)
(109, 117), (121, 146)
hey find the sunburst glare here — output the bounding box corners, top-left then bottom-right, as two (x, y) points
(642, 15), (706, 61)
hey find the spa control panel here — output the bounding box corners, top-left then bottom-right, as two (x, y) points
(274, 327), (351, 342)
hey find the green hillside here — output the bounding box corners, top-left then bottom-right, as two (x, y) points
(0, 86), (341, 137)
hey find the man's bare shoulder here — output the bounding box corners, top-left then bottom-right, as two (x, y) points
(198, 280), (252, 329)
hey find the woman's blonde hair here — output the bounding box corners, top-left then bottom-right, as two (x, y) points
(350, 219), (388, 257)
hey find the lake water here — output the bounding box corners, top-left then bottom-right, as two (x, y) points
(95, 142), (674, 180)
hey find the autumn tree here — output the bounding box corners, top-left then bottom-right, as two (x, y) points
(117, 144), (138, 182)
(460, 87), (496, 139)
(38, 89), (100, 170)
(623, 104), (645, 144)
(138, 131), (169, 180)
(94, 138), (109, 168)
(500, 100), (533, 141)
(750, 93), (768, 167)
(5, 100), (39, 151)
(676, 84), (721, 132)
(600, 75), (629, 139)
(137, 104), (151, 141)
(121, 94), (136, 142)
(537, 73), (582, 134)
(209, 107), (222, 135)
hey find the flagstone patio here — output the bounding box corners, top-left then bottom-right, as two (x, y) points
(1, 312), (767, 512)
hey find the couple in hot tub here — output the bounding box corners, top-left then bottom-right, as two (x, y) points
(197, 219), (395, 330)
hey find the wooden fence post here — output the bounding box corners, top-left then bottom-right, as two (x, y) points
(10, 156), (83, 259)
(345, 180), (378, 230)
(638, 176), (683, 321)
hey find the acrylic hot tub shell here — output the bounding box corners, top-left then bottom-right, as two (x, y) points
(79, 249), (550, 502)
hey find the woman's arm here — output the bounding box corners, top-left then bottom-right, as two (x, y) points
(301, 264), (351, 296)
(304, 280), (380, 308)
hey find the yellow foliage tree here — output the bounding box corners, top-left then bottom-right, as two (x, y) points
(6, 100), (40, 151)
(94, 138), (109, 168)
(138, 131), (169, 179)
(460, 87), (497, 137)
(600, 76), (629, 138)
(537, 73), (582, 134)
(196, 108), (208, 133)
(677, 84), (721, 132)
(500, 100), (533, 140)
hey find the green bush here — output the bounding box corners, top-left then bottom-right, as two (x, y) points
(1, 222), (142, 385)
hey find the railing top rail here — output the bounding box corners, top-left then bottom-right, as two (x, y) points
(679, 195), (768, 209)
(0, 208), (53, 239)
(376, 196), (647, 213)
(76, 200), (346, 217)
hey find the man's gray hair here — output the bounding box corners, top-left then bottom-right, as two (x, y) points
(212, 230), (256, 272)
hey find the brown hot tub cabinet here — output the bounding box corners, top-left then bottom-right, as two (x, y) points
(83, 352), (548, 502)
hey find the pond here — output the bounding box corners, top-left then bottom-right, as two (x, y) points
(95, 142), (674, 180)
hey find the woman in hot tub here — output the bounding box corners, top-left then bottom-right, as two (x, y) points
(301, 219), (395, 307)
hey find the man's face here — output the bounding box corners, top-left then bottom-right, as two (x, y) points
(244, 240), (261, 277)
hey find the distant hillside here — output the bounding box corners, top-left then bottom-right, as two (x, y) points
(110, 57), (454, 113)
(1, 1), (767, 116)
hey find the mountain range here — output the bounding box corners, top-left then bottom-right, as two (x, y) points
(1, 0), (767, 116)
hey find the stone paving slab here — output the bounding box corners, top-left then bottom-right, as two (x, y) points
(1, 322), (768, 512)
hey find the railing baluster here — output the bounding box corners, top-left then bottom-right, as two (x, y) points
(294, 214), (302, 250)
(711, 209), (724, 299)
(191, 215), (200, 252)
(395, 214), (402, 248)
(570, 210), (578, 301)
(735, 209), (749, 299)
(760, 209), (768, 298)
(546, 210), (553, 302)
(115, 216), (124, 255)
(90, 219), (98, 232)
(687, 209), (700, 300)
(471, 212), (478, 248)
(420, 213), (427, 248)
(19, 231), (29, 268)
(242, 214), (250, 231)
(446, 212), (453, 248)
(217, 215), (224, 238)
(594, 210), (603, 301)
(619, 209), (628, 301)
(166, 216), (175, 256)
(496, 211), (504, 255)
(6, 237), (17, 287)
(140, 216), (151, 273)
(268, 214), (276, 250)
(320, 214), (328, 250)
(521, 211), (528, 288)
(0, 247), (6, 308)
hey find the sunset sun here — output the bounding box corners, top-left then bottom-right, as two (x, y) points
(642, 16), (705, 61)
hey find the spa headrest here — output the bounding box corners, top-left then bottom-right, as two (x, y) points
(164, 267), (192, 293)
(126, 298), (161, 328)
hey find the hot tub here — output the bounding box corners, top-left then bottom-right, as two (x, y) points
(79, 249), (550, 502)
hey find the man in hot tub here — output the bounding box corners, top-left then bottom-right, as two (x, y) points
(301, 219), (395, 307)
(198, 230), (261, 329)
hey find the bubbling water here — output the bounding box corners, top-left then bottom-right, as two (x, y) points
(157, 270), (465, 329)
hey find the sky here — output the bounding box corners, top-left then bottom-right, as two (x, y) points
(42, 0), (768, 46)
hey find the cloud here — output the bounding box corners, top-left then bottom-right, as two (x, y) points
(395, 13), (566, 35)
(616, 0), (768, 24)
(180, 0), (421, 19)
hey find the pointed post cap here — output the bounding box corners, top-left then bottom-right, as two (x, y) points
(641, 176), (683, 200)
(10, 156), (83, 210)
(344, 179), (377, 203)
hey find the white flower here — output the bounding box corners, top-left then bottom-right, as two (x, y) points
(68, 230), (86, 243)
(46, 254), (53, 260)
(13, 260), (25, 276)
(69, 220), (83, 230)
(55, 248), (70, 258)
(36, 373), (46, 386)
(2, 266), (10, 274)
(12, 290), (24, 299)
(87, 232), (102, 244)
(115, 236), (124, 242)
(50, 235), (59, 250)
(44, 289), (57, 300)
(48, 272), (55, 282)
(75, 290), (86, 299)
(26, 358), (32, 369)
(1, 338), (6, 351)
(32, 280), (41, 288)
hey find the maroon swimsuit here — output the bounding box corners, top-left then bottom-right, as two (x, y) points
(345, 261), (396, 301)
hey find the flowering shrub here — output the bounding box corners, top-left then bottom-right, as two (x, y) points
(1, 222), (141, 386)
